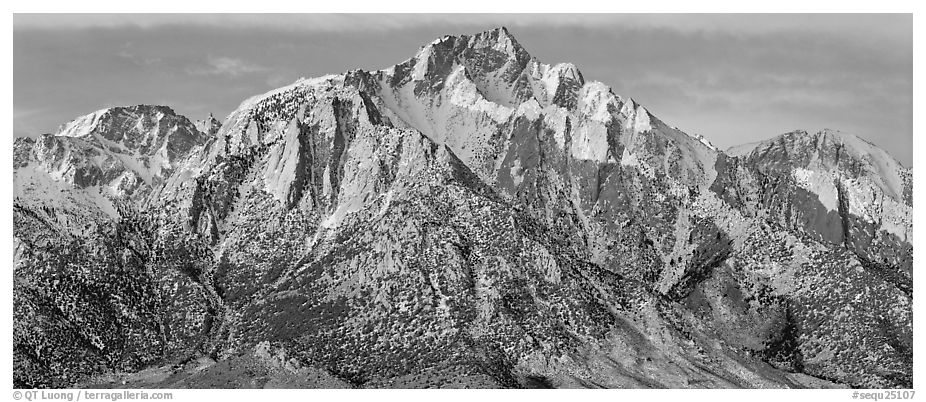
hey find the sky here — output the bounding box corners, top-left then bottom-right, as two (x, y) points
(13, 14), (913, 166)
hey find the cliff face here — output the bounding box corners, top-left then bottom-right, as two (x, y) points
(15, 105), (208, 218)
(13, 28), (912, 389)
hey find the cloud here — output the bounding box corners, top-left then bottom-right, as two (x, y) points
(185, 56), (269, 77)
(117, 49), (163, 67)
(12, 13), (911, 45)
(13, 15), (912, 165)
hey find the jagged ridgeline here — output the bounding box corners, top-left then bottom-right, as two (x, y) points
(13, 28), (912, 389)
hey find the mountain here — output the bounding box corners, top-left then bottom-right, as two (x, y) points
(14, 105), (210, 272)
(733, 129), (912, 293)
(14, 105), (214, 388)
(13, 28), (912, 389)
(15, 105), (207, 215)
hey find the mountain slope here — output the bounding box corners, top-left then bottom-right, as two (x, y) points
(13, 106), (215, 388)
(735, 129), (912, 293)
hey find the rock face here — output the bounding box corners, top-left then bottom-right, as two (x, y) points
(13, 28), (912, 389)
(15, 105), (208, 217)
(196, 113), (223, 137)
(733, 129), (912, 294)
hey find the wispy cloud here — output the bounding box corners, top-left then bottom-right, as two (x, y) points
(185, 56), (269, 77)
(13, 14), (912, 165)
(117, 49), (163, 67)
(12, 14), (911, 44)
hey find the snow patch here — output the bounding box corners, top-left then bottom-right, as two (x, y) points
(791, 166), (839, 212)
(511, 158), (524, 187)
(412, 46), (432, 81)
(56, 108), (110, 138)
(577, 82), (617, 124)
(446, 65), (514, 123)
(569, 122), (609, 163)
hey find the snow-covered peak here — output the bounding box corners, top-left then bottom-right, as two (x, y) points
(57, 105), (179, 136)
(465, 26), (524, 55)
(385, 28), (609, 114)
(234, 75), (342, 114)
(744, 129), (910, 203)
(618, 98), (653, 133)
(407, 27), (528, 68)
(16, 105), (209, 213)
(55, 108), (111, 139)
(53, 105), (206, 159)
(576, 81), (620, 124)
(552, 62), (584, 85)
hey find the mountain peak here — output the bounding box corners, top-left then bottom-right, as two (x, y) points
(409, 26), (529, 64)
(464, 26), (529, 60)
(55, 104), (191, 140)
(471, 26), (520, 47)
(771, 129), (902, 167)
(15, 103), (209, 215)
(40, 104), (208, 185)
(745, 128), (910, 205)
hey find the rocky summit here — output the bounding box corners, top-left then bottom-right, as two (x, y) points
(13, 27), (912, 389)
